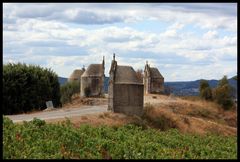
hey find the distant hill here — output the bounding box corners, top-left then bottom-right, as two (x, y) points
(58, 76), (109, 92)
(104, 76), (237, 97)
(59, 76), (237, 97)
(104, 77), (109, 93)
(164, 78), (237, 97)
(58, 77), (68, 85)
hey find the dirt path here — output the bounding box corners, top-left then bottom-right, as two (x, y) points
(5, 94), (236, 136)
(5, 105), (108, 123)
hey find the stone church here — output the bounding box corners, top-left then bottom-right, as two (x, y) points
(80, 57), (105, 97)
(108, 54), (143, 116)
(144, 61), (164, 94)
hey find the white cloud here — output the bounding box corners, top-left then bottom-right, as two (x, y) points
(162, 29), (177, 38)
(169, 22), (184, 30)
(3, 3), (237, 30)
(177, 51), (207, 61)
(3, 3), (237, 81)
(203, 30), (218, 39)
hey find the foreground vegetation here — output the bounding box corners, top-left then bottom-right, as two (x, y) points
(60, 80), (80, 105)
(3, 63), (61, 114)
(3, 117), (237, 159)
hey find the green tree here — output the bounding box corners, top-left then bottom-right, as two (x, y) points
(218, 75), (228, 87)
(199, 80), (212, 100)
(60, 80), (80, 105)
(200, 87), (212, 100)
(213, 76), (234, 110)
(199, 80), (209, 90)
(3, 63), (61, 114)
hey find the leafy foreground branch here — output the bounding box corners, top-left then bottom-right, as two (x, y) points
(3, 117), (237, 159)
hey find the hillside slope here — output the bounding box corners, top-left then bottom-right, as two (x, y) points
(46, 94), (236, 136)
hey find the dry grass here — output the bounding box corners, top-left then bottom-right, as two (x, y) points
(45, 112), (135, 128)
(148, 94), (236, 128)
(43, 94), (236, 136)
(142, 103), (236, 136)
(142, 94), (237, 136)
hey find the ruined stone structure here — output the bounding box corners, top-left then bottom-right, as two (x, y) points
(144, 61), (164, 94)
(68, 68), (85, 82)
(80, 57), (105, 97)
(108, 54), (144, 116)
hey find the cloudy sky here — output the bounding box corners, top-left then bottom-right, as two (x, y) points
(3, 3), (237, 81)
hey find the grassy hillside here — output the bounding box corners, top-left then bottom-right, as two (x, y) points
(3, 117), (237, 159)
(46, 94), (237, 136)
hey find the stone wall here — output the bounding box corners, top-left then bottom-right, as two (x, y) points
(112, 84), (143, 116)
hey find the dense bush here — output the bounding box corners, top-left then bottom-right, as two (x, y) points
(3, 63), (61, 114)
(200, 87), (212, 100)
(199, 80), (212, 100)
(3, 117), (237, 159)
(213, 76), (234, 110)
(60, 81), (80, 104)
(199, 76), (234, 110)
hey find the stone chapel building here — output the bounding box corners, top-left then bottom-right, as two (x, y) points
(80, 57), (105, 97)
(108, 54), (144, 116)
(144, 61), (164, 94)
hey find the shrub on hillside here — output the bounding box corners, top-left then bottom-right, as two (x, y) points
(3, 63), (61, 115)
(199, 76), (234, 110)
(200, 87), (213, 100)
(199, 79), (209, 90)
(60, 80), (80, 104)
(199, 80), (212, 100)
(218, 75), (228, 87)
(212, 76), (234, 110)
(213, 85), (234, 110)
